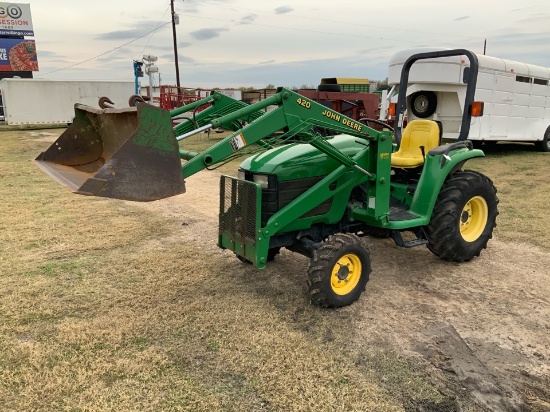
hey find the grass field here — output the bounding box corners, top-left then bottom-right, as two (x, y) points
(1, 129), (548, 411)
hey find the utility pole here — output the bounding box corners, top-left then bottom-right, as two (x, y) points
(171, 0), (181, 90)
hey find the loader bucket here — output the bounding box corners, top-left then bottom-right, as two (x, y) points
(34, 103), (185, 201)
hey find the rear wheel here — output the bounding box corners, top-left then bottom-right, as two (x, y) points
(426, 170), (498, 261)
(535, 126), (550, 152)
(307, 234), (371, 308)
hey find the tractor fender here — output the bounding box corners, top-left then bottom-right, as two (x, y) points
(409, 144), (485, 219)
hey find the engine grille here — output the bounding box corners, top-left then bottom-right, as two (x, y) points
(261, 176), (334, 224)
(219, 176), (259, 244)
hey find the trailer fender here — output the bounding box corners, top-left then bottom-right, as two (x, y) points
(410, 142), (485, 218)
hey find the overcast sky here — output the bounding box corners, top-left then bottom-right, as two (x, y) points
(30, 0), (550, 89)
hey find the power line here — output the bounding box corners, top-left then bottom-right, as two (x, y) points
(140, 5), (171, 56)
(41, 22), (171, 76)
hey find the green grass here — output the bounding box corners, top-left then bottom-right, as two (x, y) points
(0, 130), (435, 411)
(1, 129), (546, 411)
(468, 143), (550, 249)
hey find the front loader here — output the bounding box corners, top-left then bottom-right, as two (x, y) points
(170, 90), (266, 138)
(35, 49), (498, 308)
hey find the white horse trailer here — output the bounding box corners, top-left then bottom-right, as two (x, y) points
(386, 48), (550, 151)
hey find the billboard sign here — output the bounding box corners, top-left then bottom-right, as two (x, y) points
(0, 39), (38, 71)
(0, 3), (33, 36)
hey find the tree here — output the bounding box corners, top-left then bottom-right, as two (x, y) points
(374, 78), (390, 90)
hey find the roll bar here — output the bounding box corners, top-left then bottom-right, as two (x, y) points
(393, 49), (479, 144)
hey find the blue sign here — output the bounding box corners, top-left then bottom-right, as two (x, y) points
(0, 38), (38, 72)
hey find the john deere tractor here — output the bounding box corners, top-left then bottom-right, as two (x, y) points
(35, 49), (498, 308)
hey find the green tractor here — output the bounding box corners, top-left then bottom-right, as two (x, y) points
(35, 49), (498, 308)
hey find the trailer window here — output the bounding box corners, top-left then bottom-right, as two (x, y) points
(515, 75), (532, 83)
(533, 78), (548, 86)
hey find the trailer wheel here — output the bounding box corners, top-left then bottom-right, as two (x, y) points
(535, 126), (550, 152)
(307, 234), (371, 308)
(410, 91), (437, 118)
(426, 170), (498, 262)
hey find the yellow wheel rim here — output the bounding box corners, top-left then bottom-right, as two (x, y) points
(331, 254), (362, 296)
(460, 196), (488, 242)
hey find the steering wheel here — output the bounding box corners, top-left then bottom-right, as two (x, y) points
(359, 118), (394, 132)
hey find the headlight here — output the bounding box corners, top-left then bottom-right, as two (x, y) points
(237, 170), (245, 180)
(253, 174), (269, 189)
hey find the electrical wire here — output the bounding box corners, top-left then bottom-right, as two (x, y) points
(40, 22), (171, 76)
(140, 4), (171, 57)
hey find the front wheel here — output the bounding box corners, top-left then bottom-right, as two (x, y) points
(307, 234), (371, 308)
(425, 170), (499, 262)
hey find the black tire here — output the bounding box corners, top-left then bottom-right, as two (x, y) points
(535, 126), (550, 152)
(236, 247), (280, 264)
(425, 170), (498, 262)
(267, 247), (281, 261)
(471, 140), (483, 150)
(307, 234), (371, 308)
(317, 84), (341, 92)
(410, 91), (437, 118)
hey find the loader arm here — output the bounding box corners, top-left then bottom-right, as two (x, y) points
(180, 88), (386, 179)
(171, 91), (265, 137)
(34, 87), (391, 202)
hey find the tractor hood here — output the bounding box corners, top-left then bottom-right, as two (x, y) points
(239, 134), (366, 181)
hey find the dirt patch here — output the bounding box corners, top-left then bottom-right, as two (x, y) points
(355, 236), (550, 411)
(22, 129), (66, 142)
(17, 129), (549, 410)
(135, 168), (550, 411)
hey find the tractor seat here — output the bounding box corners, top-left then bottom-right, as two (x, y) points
(391, 120), (441, 168)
